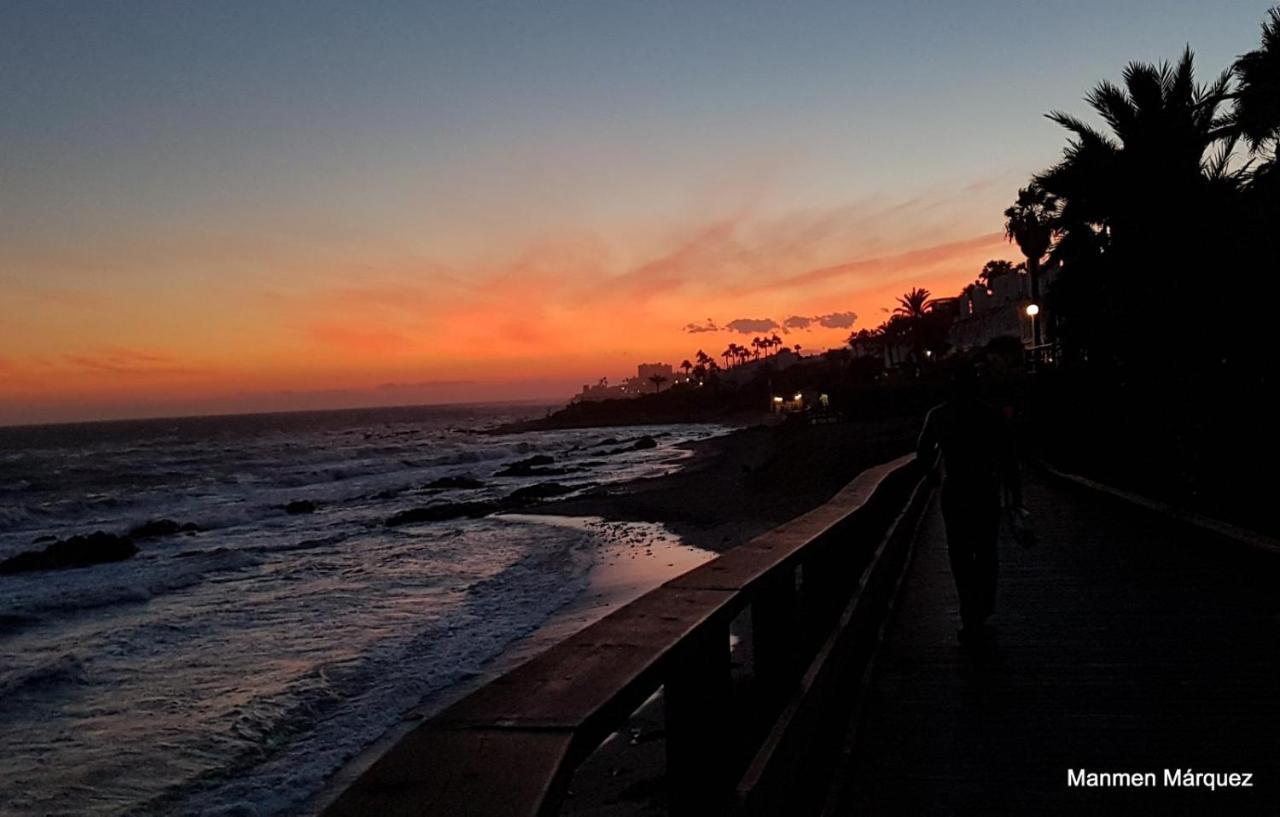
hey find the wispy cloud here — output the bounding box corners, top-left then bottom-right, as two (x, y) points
(683, 319), (720, 334)
(62, 348), (210, 376)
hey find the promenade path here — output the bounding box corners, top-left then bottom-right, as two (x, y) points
(826, 472), (1280, 817)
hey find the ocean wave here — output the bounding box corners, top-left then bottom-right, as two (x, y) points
(2, 547), (264, 618)
(0, 652), (90, 698)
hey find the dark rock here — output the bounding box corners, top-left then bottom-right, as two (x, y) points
(128, 518), (202, 539)
(598, 436), (659, 456)
(424, 475), (486, 490)
(385, 501), (500, 526)
(508, 482), (578, 502)
(285, 500), (317, 515)
(494, 455), (557, 477)
(1, 532), (138, 575)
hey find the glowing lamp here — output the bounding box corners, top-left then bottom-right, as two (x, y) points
(1025, 304), (1040, 317)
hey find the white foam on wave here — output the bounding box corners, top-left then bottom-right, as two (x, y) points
(0, 412), (734, 817)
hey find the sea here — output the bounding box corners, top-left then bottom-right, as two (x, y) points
(0, 403), (729, 817)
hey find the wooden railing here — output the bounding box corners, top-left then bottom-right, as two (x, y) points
(321, 453), (931, 817)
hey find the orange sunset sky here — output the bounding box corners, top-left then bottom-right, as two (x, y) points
(2, 2), (1268, 424)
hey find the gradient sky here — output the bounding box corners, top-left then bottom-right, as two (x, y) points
(2, 1), (1274, 424)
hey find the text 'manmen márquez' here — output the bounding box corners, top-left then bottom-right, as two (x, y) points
(1068, 769), (1253, 790)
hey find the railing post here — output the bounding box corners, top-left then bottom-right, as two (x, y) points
(752, 568), (800, 712)
(664, 621), (733, 817)
(799, 547), (842, 637)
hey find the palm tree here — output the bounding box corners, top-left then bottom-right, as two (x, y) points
(892, 290), (933, 368)
(721, 346), (734, 369)
(1233, 8), (1280, 165)
(680, 359), (692, 381)
(648, 374), (668, 393)
(978, 260), (1018, 287)
(1004, 185), (1057, 345)
(1036, 48), (1233, 238)
(894, 288), (932, 320)
(1034, 47), (1236, 365)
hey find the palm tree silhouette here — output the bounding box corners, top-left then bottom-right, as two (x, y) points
(1233, 9), (1280, 173)
(680, 359), (692, 381)
(893, 290), (933, 368)
(977, 259), (1019, 292)
(894, 288), (932, 321)
(1004, 185), (1057, 346)
(1034, 47), (1235, 361)
(648, 374), (668, 393)
(1036, 48), (1233, 231)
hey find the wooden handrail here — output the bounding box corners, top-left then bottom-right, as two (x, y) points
(321, 453), (927, 817)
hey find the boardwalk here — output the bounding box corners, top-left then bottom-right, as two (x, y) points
(827, 472), (1280, 816)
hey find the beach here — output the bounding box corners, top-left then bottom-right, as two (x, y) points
(305, 412), (925, 816)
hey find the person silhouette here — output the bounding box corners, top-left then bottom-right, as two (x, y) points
(916, 364), (1022, 643)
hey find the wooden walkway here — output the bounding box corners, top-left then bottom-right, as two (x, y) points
(826, 473), (1280, 816)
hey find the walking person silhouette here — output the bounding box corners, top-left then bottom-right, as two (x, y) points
(916, 364), (1022, 643)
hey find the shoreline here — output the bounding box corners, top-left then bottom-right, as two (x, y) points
(301, 414), (925, 816)
(531, 414), (926, 552)
(302, 513), (717, 817)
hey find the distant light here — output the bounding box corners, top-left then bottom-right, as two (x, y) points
(1025, 304), (1040, 317)
(925, 349), (933, 357)
(793, 392), (803, 400)
(773, 396), (783, 403)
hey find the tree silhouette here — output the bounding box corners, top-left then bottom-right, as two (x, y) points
(979, 260), (1018, 287)
(1004, 186), (1057, 345)
(1035, 47), (1235, 367)
(1233, 8), (1280, 165)
(648, 374), (668, 393)
(680, 359), (692, 380)
(894, 288), (933, 320)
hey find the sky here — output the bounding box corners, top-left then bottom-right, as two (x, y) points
(1, 1), (1274, 424)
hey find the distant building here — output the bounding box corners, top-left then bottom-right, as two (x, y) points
(636, 362), (673, 381)
(575, 362), (677, 402)
(950, 265), (1057, 352)
(575, 378), (629, 402)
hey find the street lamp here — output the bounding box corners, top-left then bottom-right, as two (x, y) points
(1025, 303), (1040, 347)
